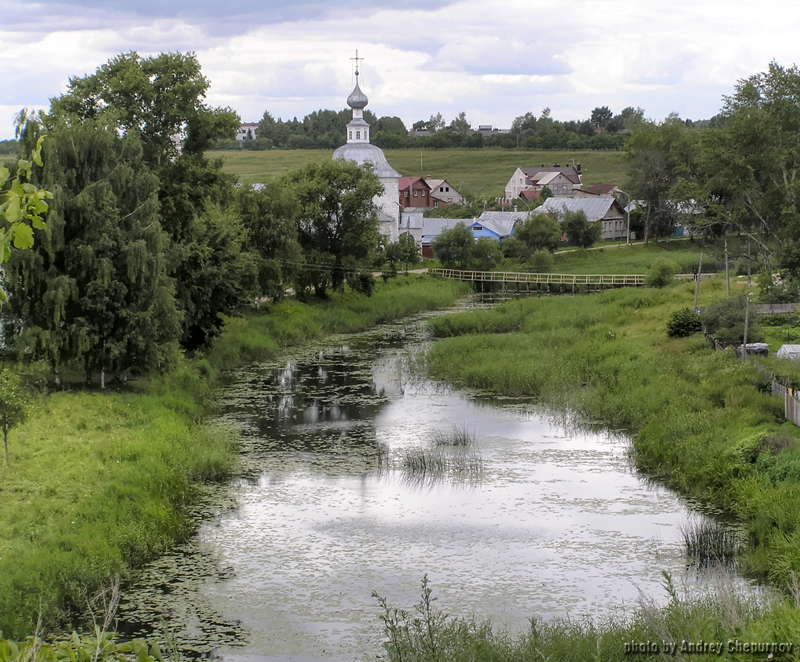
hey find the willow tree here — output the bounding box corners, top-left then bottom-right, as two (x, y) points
(4, 122), (181, 385)
(46, 51), (252, 350)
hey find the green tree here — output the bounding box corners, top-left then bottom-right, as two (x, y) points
(428, 113), (445, 133)
(591, 106), (613, 128)
(469, 237), (502, 270)
(48, 51), (239, 166)
(0, 370), (26, 465)
(562, 210), (601, 248)
(624, 117), (697, 244)
(432, 223), (473, 268)
(285, 160), (382, 297)
(398, 232), (420, 274)
(702, 295), (764, 343)
(45, 51), (251, 351)
(257, 110), (277, 145)
(516, 214), (561, 254)
(5, 121), (183, 385)
(448, 112), (471, 136)
(685, 63), (800, 272)
(235, 182), (302, 302)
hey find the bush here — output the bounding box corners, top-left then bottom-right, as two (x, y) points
(647, 257), (680, 288)
(667, 308), (702, 337)
(530, 249), (555, 273)
(702, 295), (764, 343)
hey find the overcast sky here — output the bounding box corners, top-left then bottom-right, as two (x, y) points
(1, 0), (799, 140)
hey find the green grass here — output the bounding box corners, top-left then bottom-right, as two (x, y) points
(375, 574), (800, 661)
(207, 148), (627, 198)
(0, 275), (470, 639)
(204, 275), (470, 370)
(0, 374), (234, 639)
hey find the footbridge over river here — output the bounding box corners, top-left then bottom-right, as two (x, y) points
(429, 268), (647, 293)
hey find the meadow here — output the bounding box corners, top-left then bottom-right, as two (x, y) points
(0, 275), (469, 639)
(207, 148), (628, 198)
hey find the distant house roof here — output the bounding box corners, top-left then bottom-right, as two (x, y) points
(520, 190), (540, 200)
(520, 166), (581, 186)
(421, 218), (475, 239)
(585, 184), (618, 195)
(399, 176), (429, 191)
(533, 197), (624, 222)
(476, 210), (529, 236)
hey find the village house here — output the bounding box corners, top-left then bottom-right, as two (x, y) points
(426, 179), (465, 206)
(504, 165), (583, 200)
(420, 210), (526, 257)
(398, 177), (433, 208)
(532, 197), (627, 241)
(236, 122), (259, 142)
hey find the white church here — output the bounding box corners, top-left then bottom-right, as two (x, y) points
(332, 60), (401, 242)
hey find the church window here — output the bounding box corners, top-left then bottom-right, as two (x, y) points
(349, 131), (352, 139)
(356, 131), (361, 139)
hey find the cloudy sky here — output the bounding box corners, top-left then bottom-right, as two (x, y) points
(1, 0), (798, 140)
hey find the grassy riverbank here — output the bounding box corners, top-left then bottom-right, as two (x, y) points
(0, 275), (469, 639)
(401, 278), (800, 658)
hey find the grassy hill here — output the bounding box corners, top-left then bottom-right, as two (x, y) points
(207, 148), (628, 199)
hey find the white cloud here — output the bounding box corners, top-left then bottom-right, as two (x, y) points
(1, 0), (800, 138)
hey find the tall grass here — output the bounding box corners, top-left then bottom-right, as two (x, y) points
(423, 280), (800, 591)
(374, 573), (800, 661)
(430, 423), (476, 447)
(680, 518), (743, 568)
(205, 275), (470, 371)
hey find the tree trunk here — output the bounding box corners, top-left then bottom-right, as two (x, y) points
(4, 428), (8, 466)
(644, 203), (651, 246)
(101, 367), (105, 390)
(53, 362), (61, 387)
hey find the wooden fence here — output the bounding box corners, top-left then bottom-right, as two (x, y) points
(773, 381), (800, 427)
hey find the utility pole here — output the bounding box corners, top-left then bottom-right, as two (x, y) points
(725, 240), (730, 297)
(747, 239), (752, 288)
(693, 252), (703, 312)
(742, 292), (752, 363)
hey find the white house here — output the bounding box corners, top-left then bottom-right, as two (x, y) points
(236, 122), (259, 142)
(426, 179), (466, 206)
(504, 165), (582, 200)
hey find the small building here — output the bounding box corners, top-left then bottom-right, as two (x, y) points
(504, 165), (583, 201)
(532, 197), (627, 241)
(399, 177), (433, 208)
(237, 122), (259, 142)
(777, 345), (800, 360)
(426, 179), (465, 207)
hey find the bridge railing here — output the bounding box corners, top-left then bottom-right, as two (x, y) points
(429, 268), (646, 286)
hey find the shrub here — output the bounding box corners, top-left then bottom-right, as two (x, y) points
(530, 249), (555, 273)
(667, 307), (702, 337)
(702, 295), (764, 343)
(647, 257), (680, 288)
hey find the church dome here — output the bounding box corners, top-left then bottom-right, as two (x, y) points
(333, 142), (400, 179)
(347, 77), (369, 109)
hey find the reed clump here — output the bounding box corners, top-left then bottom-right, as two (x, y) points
(679, 518), (742, 568)
(430, 423), (476, 447)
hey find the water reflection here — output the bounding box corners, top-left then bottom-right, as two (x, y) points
(117, 305), (758, 661)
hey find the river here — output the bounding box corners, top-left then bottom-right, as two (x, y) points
(117, 298), (754, 661)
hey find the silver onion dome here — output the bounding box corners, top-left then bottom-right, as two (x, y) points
(347, 76), (369, 109)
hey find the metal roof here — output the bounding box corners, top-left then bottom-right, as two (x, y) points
(478, 210), (530, 235)
(533, 197), (623, 222)
(332, 143), (401, 179)
(421, 218), (475, 237)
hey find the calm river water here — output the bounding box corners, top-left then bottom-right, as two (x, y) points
(117, 299), (753, 661)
